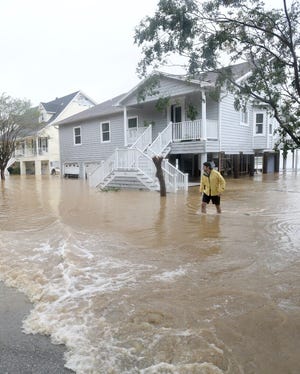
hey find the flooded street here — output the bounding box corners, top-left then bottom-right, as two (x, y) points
(0, 172), (300, 374)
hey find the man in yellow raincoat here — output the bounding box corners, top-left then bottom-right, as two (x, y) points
(200, 162), (226, 214)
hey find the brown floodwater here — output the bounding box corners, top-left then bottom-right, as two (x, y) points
(0, 172), (300, 374)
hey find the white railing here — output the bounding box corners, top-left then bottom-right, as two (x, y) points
(5, 157), (16, 174)
(127, 127), (147, 145)
(14, 147), (49, 157)
(147, 122), (173, 157)
(14, 148), (35, 157)
(88, 122), (189, 191)
(89, 126), (152, 187)
(89, 153), (114, 187)
(162, 159), (188, 191)
(172, 119), (218, 141)
(112, 148), (187, 192)
(130, 125), (152, 152)
(173, 120), (202, 141)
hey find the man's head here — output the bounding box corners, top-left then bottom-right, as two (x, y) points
(203, 162), (212, 171)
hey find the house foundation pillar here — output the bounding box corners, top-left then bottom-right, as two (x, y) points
(249, 154), (255, 176)
(200, 153), (207, 173)
(233, 154), (240, 178)
(274, 151), (280, 172)
(20, 161), (26, 175)
(35, 160), (42, 175)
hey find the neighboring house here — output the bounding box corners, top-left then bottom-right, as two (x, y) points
(56, 62), (279, 192)
(8, 91), (96, 175)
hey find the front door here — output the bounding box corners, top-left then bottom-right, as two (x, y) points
(171, 104), (182, 123)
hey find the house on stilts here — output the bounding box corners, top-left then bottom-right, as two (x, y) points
(56, 62), (280, 192)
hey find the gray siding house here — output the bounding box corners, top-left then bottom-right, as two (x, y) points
(57, 62), (279, 191)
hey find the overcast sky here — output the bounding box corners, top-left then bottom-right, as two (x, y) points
(0, 0), (287, 106)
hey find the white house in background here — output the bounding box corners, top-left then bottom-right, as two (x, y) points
(56, 62), (280, 192)
(8, 91), (96, 175)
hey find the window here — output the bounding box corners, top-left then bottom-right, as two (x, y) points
(101, 122), (110, 142)
(128, 117), (138, 129)
(240, 108), (249, 125)
(255, 113), (264, 135)
(74, 127), (81, 145)
(38, 137), (48, 154)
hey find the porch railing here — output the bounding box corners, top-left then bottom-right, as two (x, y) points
(14, 148), (49, 157)
(172, 119), (218, 141)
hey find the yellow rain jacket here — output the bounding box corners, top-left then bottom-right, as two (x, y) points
(200, 169), (226, 196)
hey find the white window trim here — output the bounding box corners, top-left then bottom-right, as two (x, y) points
(253, 111), (265, 136)
(240, 108), (249, 126)
(73, 126), (82, 145)
(127, 116), (138, 129)
(100, 121), (111, 143)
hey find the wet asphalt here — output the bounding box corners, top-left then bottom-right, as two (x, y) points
(0, 282), (73, 374)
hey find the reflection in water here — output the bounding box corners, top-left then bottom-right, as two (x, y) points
(1, 173), (300, 373)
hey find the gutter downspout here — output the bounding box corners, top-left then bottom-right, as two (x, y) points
(123, 106), (128, 147)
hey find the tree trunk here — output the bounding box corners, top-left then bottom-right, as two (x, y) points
(152, 156), (166, 197)
(0, 168), (5, 180)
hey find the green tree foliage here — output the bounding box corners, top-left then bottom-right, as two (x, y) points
(134, 0), (300, 150)
(0, 93), (39, 180)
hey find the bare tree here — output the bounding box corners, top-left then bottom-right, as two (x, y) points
(0, 93), (38, 180)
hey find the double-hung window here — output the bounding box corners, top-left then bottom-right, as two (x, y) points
(255, 113), (264, 135)
(101, 122), (110, 142)
(74, 126), (81, 145)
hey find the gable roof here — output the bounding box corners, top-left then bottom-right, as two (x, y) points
(40, 91), (80, 124)
(56, 93), (125, 127)
(117, 62), (251, 106)
(116, 71), (213, 106)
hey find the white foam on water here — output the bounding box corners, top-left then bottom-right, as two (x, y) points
(0, 221), (234, 373)
(140, 362), (224, 373)
(151, 266), (188, 282)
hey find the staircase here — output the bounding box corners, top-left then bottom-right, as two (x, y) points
(88, 123), (188, 192)
(5, 157), (16, 175)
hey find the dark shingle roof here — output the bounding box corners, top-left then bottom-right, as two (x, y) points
(41, 91), (80, 123)
(56, 93), (125, 126)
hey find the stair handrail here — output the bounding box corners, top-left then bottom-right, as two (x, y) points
(130, 125), (152, 152)
(5, 157), (16, 174)
(88, 126), (153, 187)
(88, 152), (116, 187)
(124, 147), (188, 192)
(162, 159), (188, 191)
(88, 122), (188, 191)
(147, 122), (173, 157)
